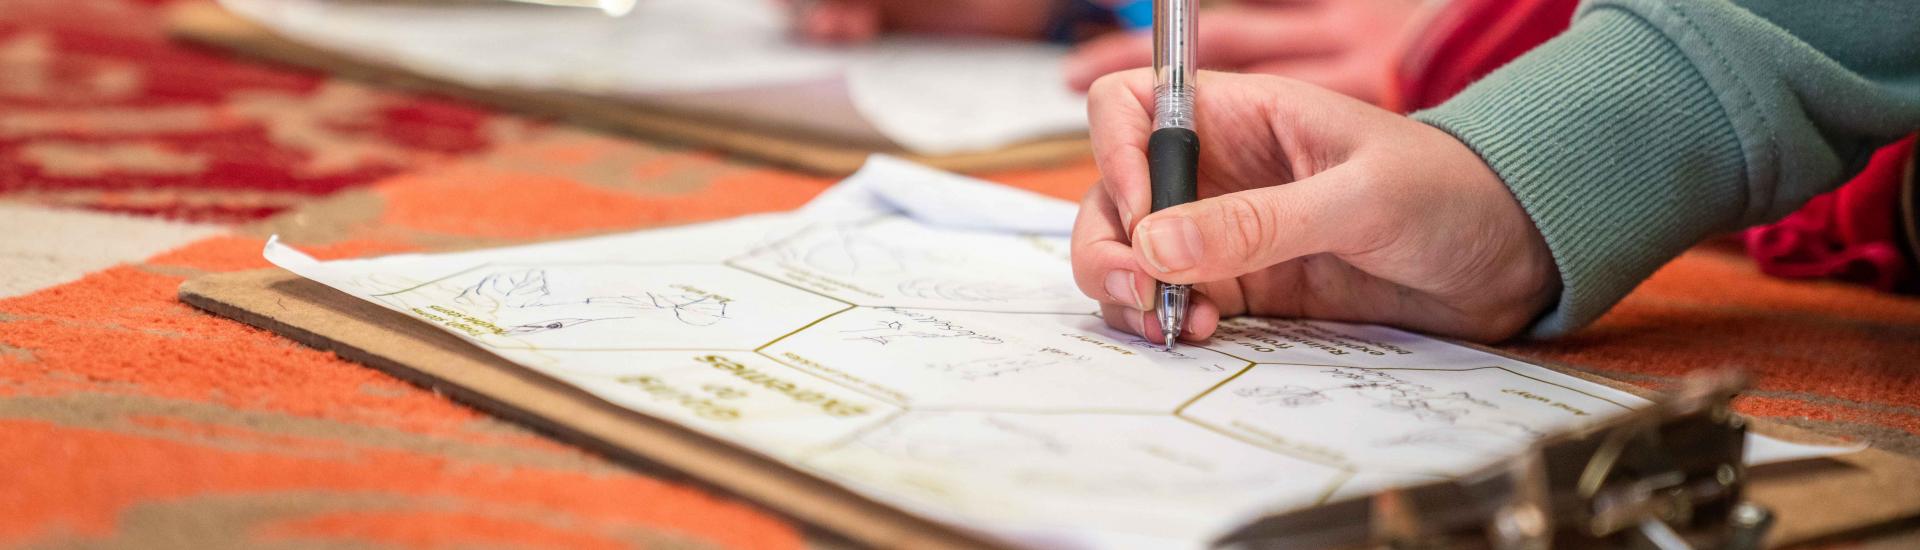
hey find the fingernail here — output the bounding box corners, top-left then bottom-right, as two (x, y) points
(1138, 217), (1201, 273)
(1119, 206), (1134, 233)
(1104, 270), (1143, 309)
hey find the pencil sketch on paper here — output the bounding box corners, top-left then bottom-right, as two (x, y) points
(1233, 385), (1333, 407)
(839, 307), (1006, 346)
(449, 268), (732, 333)
(1237, 368), (1499, 421)
(924, 348), (1094, 382)
(895, 277), (1077, 304)
(775, 225), (960, 277)
(1232, 367), (1549, 452)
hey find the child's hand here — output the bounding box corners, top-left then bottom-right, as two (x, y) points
(1070, 69), (1559, 344)
(1064, 0), (1423, 104)
(788, 0), (1054, 44)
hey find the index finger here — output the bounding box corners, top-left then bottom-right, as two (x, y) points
(1085, 68), (1158, 238)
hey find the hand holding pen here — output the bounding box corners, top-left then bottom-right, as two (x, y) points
(1067, 62), (1555, 345)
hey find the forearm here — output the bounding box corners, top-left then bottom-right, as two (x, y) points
(1414, 0), (1920, 337)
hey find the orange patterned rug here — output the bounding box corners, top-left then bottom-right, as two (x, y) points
(3, 0), (1919, 548)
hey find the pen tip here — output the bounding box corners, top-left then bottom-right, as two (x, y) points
(1158, 316), (1181, 353)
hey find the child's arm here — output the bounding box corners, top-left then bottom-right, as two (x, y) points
(1414, 0), (1920, 337)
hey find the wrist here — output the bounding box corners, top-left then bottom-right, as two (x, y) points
(1412, 8), (1744, 337)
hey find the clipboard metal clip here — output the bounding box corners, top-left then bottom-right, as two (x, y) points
(1215, 369), (1774, 550)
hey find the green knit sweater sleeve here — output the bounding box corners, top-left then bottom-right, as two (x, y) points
(1411, 0), (1920, 338)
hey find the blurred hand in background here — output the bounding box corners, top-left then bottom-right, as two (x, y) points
(1063, 0), (1424, 104)
(787, 0), (1056, 44)
(790, 0), (1425, 105)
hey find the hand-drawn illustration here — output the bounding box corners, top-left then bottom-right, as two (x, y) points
(1233, 385), (1332, 407)
(368, 263), (845, 350)
(1184, 365), (1632, 474)
(730, 218), (1095, 312)
(895, 277), (1079, 304)
(453, 268), (732, 331)
(504, 317), (623, 335)
(1237, 368), (1506, 426)
(763, 306), (1251, 411)
(839, 306), (1005, 346)
(925, 348), (1093, 381)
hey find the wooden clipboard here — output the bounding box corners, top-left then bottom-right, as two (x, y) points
(180, 268), (1920, 549)
(163, 1), (1093, 176)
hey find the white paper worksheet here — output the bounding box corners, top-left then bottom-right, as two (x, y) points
(265, 158), (1856, 549)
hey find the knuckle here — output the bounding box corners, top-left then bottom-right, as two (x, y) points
(1213, 193), (1272, 258)
(1088, 72), (1129, 100)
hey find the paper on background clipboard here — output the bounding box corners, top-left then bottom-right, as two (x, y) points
(216, 0), (1088, 155)
(264, 156), (1863, 549)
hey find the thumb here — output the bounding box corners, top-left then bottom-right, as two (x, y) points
(1130, 166), (1380, 284)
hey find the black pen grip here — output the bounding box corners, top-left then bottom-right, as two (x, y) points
(1147, 127), (1199, 213)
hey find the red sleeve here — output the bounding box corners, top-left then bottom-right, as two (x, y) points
(1384, 0), (1578, 113)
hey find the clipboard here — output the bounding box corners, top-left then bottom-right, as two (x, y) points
(162, 0), (1094, 176)
(179, 267), (1920, 549)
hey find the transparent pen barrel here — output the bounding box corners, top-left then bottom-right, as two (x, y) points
(1153, 86), (1195, 130)
(1158, 284), (1190, 321)
(1152, 0), (1197, 130)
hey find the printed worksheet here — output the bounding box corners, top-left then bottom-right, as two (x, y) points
(266, 158), (1850, 549)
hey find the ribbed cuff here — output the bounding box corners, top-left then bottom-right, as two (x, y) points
(1413, 8), (1747, 338)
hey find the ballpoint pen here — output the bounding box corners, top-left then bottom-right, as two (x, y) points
(1150, 0), (1198, 351)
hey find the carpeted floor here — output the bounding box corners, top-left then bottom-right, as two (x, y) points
(2, 0), (1917, 548)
